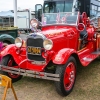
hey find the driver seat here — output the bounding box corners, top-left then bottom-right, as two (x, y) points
(79, 15), (88, 40)
(78, 15), (88, 49)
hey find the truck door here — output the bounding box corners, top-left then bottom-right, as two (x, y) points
(35, 4), (42, 21)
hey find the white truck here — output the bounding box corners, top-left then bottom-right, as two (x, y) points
(17, 9), (35, 33)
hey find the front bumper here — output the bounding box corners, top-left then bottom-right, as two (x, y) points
(0, 65), (60, 81)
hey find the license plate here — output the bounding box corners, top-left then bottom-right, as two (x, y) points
(27, 46), (41, 55)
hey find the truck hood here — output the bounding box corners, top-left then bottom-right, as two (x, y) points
(41, 26), (76, 39)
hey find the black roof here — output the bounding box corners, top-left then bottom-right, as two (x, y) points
(44, 0), (68, 1)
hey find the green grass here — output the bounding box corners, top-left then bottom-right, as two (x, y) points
(0, 59), (100, 100)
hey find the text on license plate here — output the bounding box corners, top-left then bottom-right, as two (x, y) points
(27, 46), (41, 55)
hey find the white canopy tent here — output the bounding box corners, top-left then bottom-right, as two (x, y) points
(0, 10), (27, 27)
(0, 11), (27, 18)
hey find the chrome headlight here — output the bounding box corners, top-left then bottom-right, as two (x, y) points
(43, 39), (53, 50)
(15, 37), (22, 48)
(30, 18), (38, 28)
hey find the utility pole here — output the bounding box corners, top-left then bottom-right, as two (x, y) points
(13, 0), (17, 27)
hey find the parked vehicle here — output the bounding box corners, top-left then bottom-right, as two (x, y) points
(0, 0), (100, 96)
(0, 27), (18, 45)
(17, 9), (35, 33)
(35, 0), (100, 21)
(0, 10), (35, 33)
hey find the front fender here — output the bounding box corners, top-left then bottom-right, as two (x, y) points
(0, 44), (26, 65)
(52, 48), (77, 64)
(0, 34), (15, 43)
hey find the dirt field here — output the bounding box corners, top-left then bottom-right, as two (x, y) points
(0, 59), (100, 100)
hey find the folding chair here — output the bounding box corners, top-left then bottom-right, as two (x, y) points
(0, 74), (18, 100)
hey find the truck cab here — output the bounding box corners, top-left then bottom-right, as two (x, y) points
(35, 0), (100, 21)
(35, 0), (77, 21)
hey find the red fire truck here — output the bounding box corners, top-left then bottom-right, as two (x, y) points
(0, 0), (100, 96)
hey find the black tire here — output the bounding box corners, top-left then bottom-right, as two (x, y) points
(0, 55), (22, 82)
(55, 56), (77, 96)
(3, 41), (10, 47)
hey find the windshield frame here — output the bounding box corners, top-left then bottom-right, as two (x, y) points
(42, 12), (79, 26)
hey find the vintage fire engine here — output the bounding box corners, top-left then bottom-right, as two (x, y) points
(0, 0), (100, 96)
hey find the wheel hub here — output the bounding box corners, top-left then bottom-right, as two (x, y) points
(64, 62), (76, 90)
(69, 71), (75, 82)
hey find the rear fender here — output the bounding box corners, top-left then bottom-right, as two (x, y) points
(0, 44), (26, 64)
(52, 48), (77, 64)
(0, 34), (15, 43)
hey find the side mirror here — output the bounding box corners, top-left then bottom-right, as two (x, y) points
(35, 4), (42, 22)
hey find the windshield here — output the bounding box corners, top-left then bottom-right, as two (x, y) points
(42, 12), (78, 26)
(43, 0), (73, 13)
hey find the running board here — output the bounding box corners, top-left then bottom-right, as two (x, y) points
(92, 50), (100, 54)
(80, 51), (100, 66)
(0, 65), (60, 82)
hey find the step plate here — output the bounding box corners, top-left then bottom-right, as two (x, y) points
(92, 51), (100, 54)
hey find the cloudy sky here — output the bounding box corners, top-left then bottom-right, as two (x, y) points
(0, 0), (43, 11)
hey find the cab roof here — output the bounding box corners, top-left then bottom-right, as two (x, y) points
(44, 0), (68, 1)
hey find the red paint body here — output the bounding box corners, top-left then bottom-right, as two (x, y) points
(1, 12), (100, 72)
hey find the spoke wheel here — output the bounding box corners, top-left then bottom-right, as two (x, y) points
(64, 62), (76, 91)
(0, 55), (22, 82)
(55, 56), (77, 96)
(7, 57), (20, 79)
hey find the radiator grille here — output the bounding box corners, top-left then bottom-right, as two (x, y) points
(26, 37), (45, 61)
